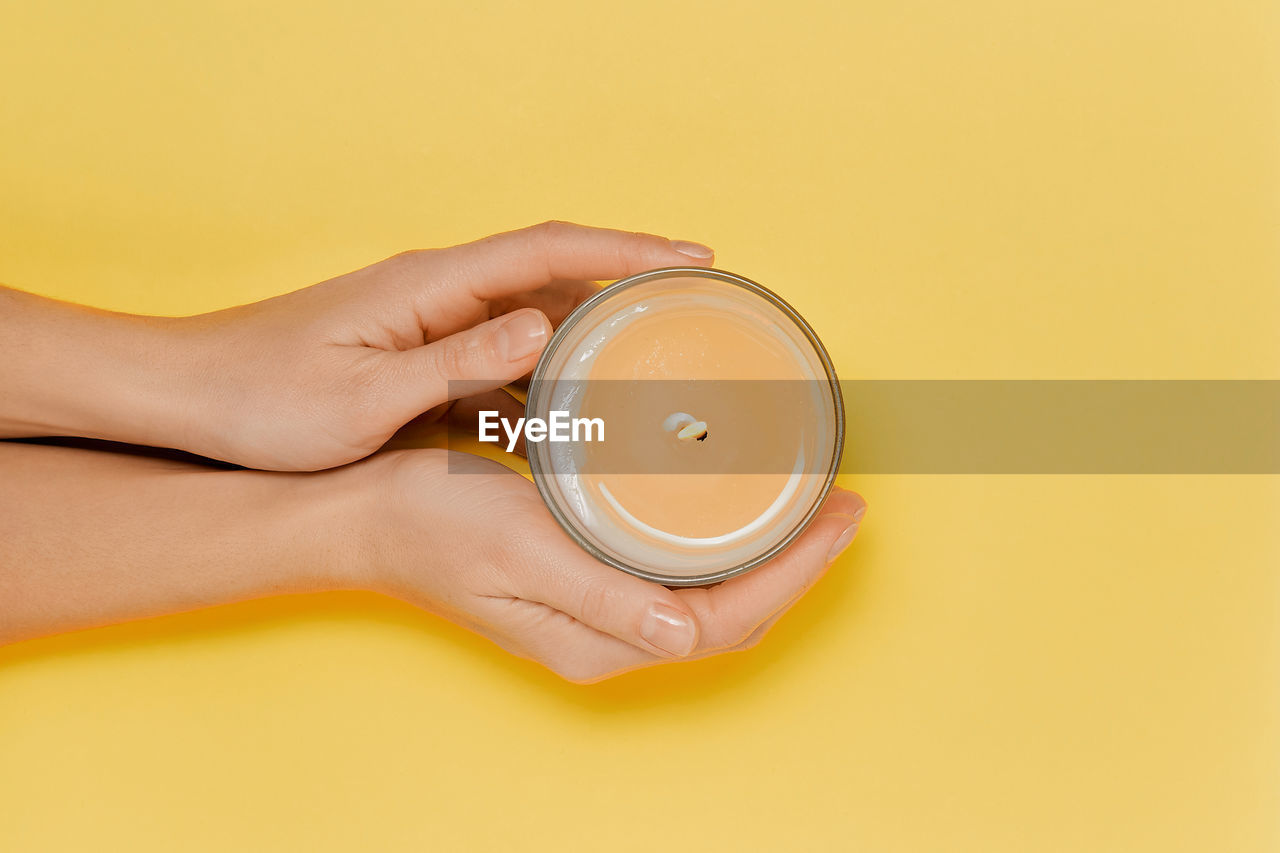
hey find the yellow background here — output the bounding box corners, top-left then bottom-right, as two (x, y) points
(2, 1), (1278, 850)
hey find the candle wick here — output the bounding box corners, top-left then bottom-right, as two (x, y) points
(664, 412), (709, 443)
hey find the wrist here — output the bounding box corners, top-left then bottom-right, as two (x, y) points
(101, 314), (205, 452)
(0, 287), (200, 450)
(325, 449), (452, 599)
(286, 456), (388, 592)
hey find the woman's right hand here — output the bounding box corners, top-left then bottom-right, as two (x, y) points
(0, 221), (714, 472)
(348, 449), (867, 683)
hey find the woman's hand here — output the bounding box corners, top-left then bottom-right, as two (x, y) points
(357, 449), (866, 683)
(0, 221), (715, 470)
(0, 440), (865, 682)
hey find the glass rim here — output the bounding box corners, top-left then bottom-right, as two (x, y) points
(526, 266), (846, 587)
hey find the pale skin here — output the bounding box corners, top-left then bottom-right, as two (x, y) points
(0, 221), (866, 682)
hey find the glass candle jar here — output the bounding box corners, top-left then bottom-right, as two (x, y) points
(526, 267), (843, 586)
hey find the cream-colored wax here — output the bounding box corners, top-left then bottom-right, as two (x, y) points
(577, 299), (816, 541)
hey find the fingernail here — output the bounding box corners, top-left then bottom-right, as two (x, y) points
(853, 504), (867, 522)
(670, 239), (714, 260)
(641, 603), (697, 657)
(498, 310), (548, 362)
(826, 520), (860, 565)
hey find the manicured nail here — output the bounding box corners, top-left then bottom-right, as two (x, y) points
(641, 603), (697, 656)
(670, 239), (714, 260)
(826, 519), (860, 565)
(853, 504), (867, 522)
(498, 310), (548, 362)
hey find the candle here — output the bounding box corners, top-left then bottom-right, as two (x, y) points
(526, 267), (843, 586)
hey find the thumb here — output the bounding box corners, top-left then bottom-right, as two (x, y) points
(516, 547), (703, 659)
(393, 308), (550, 416)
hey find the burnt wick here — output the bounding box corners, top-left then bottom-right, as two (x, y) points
(664, 412), (709, 443)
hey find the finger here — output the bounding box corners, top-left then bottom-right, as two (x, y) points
(482, 597), (661, 684)
(491, 278), (601, 387)
(433, 456), (698, 677)
(438, 220), (715, 305)
(490, 278), (603, 329)
(727, 587), (804, 654)
(508, 532), (705, 660)
(448, 387), (528, 455)
(389, 308), (550, 419)
(721, 513), (869, 654)
(676, 488), (867, 651)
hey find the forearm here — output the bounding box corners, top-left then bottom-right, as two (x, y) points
(0, 440), (370, 645)
(0, 286), (195, 448)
